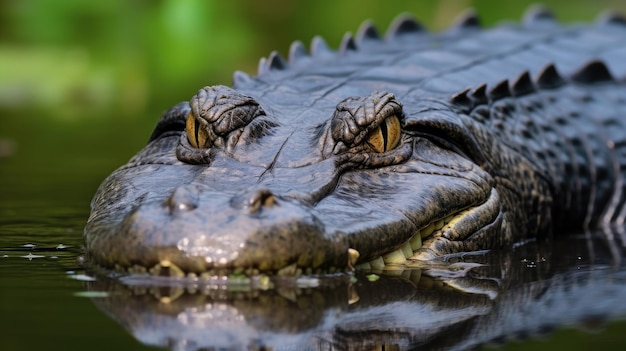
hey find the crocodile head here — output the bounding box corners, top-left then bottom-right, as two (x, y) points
(84, 12), (577, 278)
(85, 84), (519, 277)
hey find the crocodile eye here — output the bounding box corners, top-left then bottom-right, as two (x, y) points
(366, 115), (401, 153)
(185, 111), (210, 148)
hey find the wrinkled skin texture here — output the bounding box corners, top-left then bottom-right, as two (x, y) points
(85, 10), (626, 276)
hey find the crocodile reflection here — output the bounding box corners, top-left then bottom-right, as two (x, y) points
(85, 233), (626, 351)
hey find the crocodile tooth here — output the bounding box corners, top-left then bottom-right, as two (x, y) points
(401, 242), (413, 258)
(382, 248), (406, 264)
(434, 219), (445, 230)
(421, 222), (436, 238)
(369, 256), (385, 269)
(409, 233), (422, 251)
(348, 248), (360, 268)
(444, 214), (456, 224)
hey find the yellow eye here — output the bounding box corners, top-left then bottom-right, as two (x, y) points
(185, 112), (210, 148)
(366, 115), (401, 153)
(185, 112), (198, 148)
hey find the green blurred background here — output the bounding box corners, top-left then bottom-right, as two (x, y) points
(2, 1), (626, 350)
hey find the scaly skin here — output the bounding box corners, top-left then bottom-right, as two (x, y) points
(84, 8), (626, 277)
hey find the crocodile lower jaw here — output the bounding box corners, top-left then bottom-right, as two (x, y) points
(355, 188), (500, 271)
(354, 212), (461, 271)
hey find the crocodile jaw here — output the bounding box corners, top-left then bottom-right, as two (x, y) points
(355, 188), (501, 270)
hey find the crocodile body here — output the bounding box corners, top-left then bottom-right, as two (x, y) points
(85, 8), (626, 276)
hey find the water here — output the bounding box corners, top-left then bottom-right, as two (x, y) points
(0, 113), (158, 350)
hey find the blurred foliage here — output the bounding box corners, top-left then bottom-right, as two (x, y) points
(2, 0), (625, 121)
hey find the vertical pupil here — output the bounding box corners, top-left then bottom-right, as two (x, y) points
(379, 119), (389, 151)
(194, 119), (201, 147)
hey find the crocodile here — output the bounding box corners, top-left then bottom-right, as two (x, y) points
(84, 7), (626, 277)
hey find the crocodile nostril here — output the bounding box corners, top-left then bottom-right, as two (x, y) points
(249, 189), (276, 213)
(165, 186), (199, 214)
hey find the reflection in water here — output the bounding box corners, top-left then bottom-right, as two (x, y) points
(86, 232), (626, 351)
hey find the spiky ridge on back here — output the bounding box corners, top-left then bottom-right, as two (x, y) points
(234, 5), (626, 90)
(449, 60), (615, 114)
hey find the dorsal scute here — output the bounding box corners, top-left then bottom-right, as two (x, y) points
(596, 10), (626, 26)
(449, 87), (473, 111)
(257, 57), (268, 75)
(288, 40), (309, 64)
(523, 4), (556, 26)
(250, 6), (625, 94)
(356, 20), (381, 44)
(511, 71), (536, 96)
(385, 13), (425, 40)
(232, 70), (253, 88)
(488, 79), (511, 101)
(571, 60), (614, 83)
(451, 9), (481, 30)
(310, 36), (334, 56)
(339, 33), (357, 54)
(535, 63), (565, 89)
(267, 51), (288, 71)
(470, 83), (488, 105)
